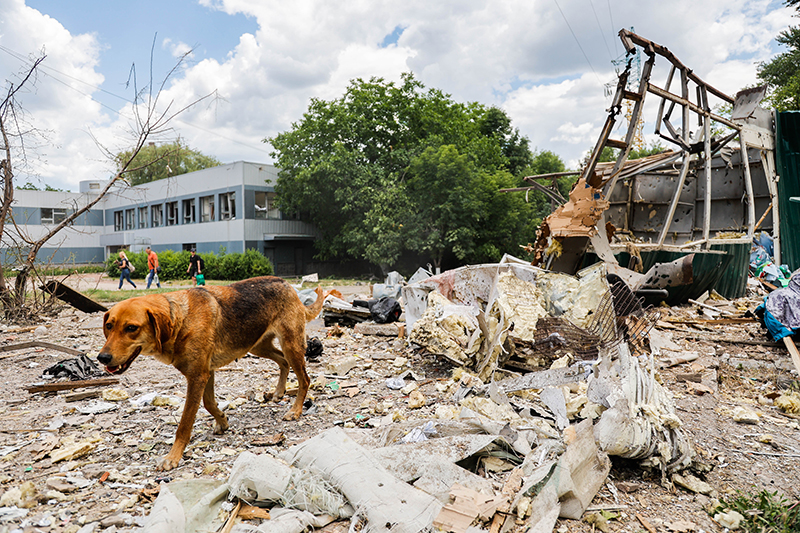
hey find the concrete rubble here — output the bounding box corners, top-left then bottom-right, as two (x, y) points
(0, 265), (798, 533)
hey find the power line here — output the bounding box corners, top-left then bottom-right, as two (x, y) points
(553, 0), (603, 85)
(607, 0), (619, 57)
(0, 44), (271, 156)
(589, 0), (613, 61)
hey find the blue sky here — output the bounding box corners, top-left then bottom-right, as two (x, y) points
(25, 1), (257, 111)
(0, 0), (795, 190)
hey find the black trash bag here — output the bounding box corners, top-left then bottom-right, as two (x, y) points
(368, 297), (402, 324)
(305, 337), (323, 361)
(43, 354), (103, 380)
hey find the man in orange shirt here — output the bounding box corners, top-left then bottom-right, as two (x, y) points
(146, 246), (162, 289)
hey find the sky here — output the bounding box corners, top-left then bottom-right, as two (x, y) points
(0, 0), (796, 191)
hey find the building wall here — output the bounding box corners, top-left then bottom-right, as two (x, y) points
(2, 162), (320, 273)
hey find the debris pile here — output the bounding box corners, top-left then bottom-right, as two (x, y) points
(0, 268), (799, 532)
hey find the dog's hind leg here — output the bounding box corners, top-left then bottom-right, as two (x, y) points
(250, 334), (291, 402)
(250, 332), (308, 420)
(203, 370), (229, 435)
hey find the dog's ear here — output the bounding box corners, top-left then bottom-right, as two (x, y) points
(102, 311), (110, 338)
(147, 307), (172, 353)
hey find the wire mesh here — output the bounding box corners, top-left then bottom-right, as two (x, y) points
(517, 278), (661, 363)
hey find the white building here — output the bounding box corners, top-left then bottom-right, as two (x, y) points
(6, 162), (321, 276)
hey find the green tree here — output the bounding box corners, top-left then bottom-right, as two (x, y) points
(516, 150), (572, 225)
(479, 107), (533, 176)
(758, 25), (800, 111)
(16, 181), (64, 191)
(403, 146), (481, 270)
(628, 140), (667, 159)
(269, 73), (535, 270)
(115, 140), (221, 186)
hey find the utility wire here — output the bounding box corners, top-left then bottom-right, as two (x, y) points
(0, 44), (271, 155)
(607, 0), (619, 57)
(589, 0), (613, 61)
(553, 0), (603, 85)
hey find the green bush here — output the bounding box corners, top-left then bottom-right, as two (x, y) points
(105, 251), (147, 279)
(104, 249), (274, 281)
(713, 489), (799, 533)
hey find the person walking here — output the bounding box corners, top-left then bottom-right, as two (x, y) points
(187, 248), (204, 286)
(146, 246), (162, 289)
(117, 251), (137, 289)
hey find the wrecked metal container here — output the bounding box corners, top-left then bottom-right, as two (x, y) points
(776, 111), (800, 271)
(709, 238), (750, 299)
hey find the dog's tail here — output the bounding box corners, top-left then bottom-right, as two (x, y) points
(304, 286), (325, 322)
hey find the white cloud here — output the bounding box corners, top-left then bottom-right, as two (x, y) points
(162, 38), (195, 60)
(2, 0), (796, 188)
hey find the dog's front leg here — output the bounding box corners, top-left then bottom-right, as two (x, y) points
(158, 373), (207, 471)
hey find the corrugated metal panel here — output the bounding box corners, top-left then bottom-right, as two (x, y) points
(709, 239), (750, 299)
(638, 250), (733, 306)
(775, 111), (800, 271)
(583, 249), (733, 304)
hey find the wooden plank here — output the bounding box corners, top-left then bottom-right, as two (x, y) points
(0, 341), (83, 356)
(782, 336), (800, 375)
(62, 390), (101, 402)
(665, 317), (755, 325)
(41, 280), (108, 313)
(605, 138), (628, 150)
(24, 377), (118, 393)
(676, 336), (780, 347)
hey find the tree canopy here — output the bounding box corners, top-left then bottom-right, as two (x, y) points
(115, 140), (221, 186)
(758, 25), (800, 111)
(268, 73), (538, 271)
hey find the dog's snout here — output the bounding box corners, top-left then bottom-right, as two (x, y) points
(98, 352), (112, 365)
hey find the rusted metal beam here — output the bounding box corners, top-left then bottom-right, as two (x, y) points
(522, 171), (580, 181)
(701, 85), (712, 245)
(499, 183), (566, 204)
(657, 153), (692, 246)
(654, 66), (675, 135)
(646, 83), (740, 130)
(619, 29), (734, 104)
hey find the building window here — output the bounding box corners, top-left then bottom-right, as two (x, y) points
(138, 206), (148, 228)
(220, 192), (235, 221)
(114, 210), (123, 231)
(151, 204), (164, 228)
(183, 243), (196, 252)
(182, 198), (196, 224)
(41, 208), (67, 225)
(125, 208), (135, 230)
(200, 195), (215, 222)
(254, 192), (281, 219)
(166, 201), (178, 226)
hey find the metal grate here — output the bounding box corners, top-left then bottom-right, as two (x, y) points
(523, 280), (661, 362)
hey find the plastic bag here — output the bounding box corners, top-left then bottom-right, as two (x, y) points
(368, 297), (402, 323)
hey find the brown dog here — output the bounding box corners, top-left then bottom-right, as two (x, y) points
(98, 276), (324, 471)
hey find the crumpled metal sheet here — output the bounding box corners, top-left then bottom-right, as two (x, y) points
(280, 427), (443, 533)
(592, 344), (693, 472)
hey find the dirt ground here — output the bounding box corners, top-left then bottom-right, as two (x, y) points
(0, 274), (798, 532)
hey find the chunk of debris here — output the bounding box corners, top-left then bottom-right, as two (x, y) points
(42, 280), (108, 313)
(731, 406), (760, 424)
(432, 484), (508, 533)
(280, 427), (443, 533)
